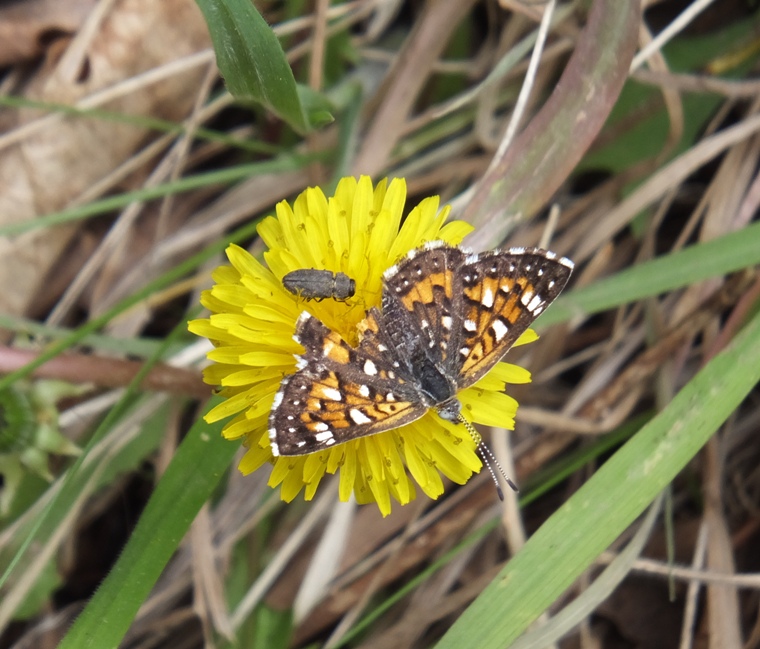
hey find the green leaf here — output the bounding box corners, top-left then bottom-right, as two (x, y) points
(297, 84), (335, 129)
(195, 0), (324, 133)
(435, 307), (760, 648)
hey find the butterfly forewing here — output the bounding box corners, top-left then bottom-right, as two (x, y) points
(457, 248), (573, 388)
(381, 243), (466, 370)
(269, 312), (426, 456)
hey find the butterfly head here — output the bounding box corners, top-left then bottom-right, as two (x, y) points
(435, 398), (462, 423)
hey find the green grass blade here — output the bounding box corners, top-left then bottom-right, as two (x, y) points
(435, 308), (760, 648)
(509, 493), (664, 648)
(0, 94), (281, 155)
(57, 396), (237, 649)
(0, 154), (321, 237)
(0, 313), (196, 621)
(335, 416), (648, 647)
(539, 220), (760, 328)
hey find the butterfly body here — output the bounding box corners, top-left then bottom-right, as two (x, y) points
(269, 241), (573, 457)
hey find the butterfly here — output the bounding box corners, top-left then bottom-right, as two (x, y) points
(269, 241), (573, 457)
(282, 269), (356, 302)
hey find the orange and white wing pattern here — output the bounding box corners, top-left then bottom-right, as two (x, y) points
(455, 247), (574, 388)
(269, 242), (573, 456)
(269, 312), (426, 456)
(379, 243), (466, 369)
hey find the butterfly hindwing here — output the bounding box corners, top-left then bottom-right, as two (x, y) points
(269, 312), (426, 456)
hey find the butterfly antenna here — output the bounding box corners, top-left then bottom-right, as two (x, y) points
(457, 414), (518, 501)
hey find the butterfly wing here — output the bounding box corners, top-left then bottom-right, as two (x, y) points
(455, 248), (573, 389)
(269, 312), (426, 456)
(380, 242), (467, 372)
(269, 245), (574, 455)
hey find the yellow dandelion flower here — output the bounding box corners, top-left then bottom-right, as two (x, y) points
(189, 176), (572, 516)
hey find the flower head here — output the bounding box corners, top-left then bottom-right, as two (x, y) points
(189, 176), (536, 516)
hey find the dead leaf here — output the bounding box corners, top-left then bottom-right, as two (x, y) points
(0, 0), (211, 317)
(0, 0), (96, 66)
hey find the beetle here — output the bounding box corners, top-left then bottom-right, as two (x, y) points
(282, 269), (356, 302)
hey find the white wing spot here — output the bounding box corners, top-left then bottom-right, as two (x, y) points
(528, 295), (543, 313)
(315, 430), (334, 442)
(386, 392), (396, 401)
(521, 290), (534, 306)
(441, 316), (452, 330)
(383, 263), (399, 279)
(548, 280), (556, 289)
(464, 319), (477, 332)
(350, 409), (372, 425)
(313, 422), (329, 432)
(268, 428), (280, 456)
(460, 346), (470, 356)
(421, 319), (429, 329)
(358, 384), (370, 397)
(482, 288), (494, 308)
(322, 387), (342, 401)
(364, 359), (378, 375)
(323, 340), (335, 357)
(492, 319), (509, 342)
(378, 344), (388, 352)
